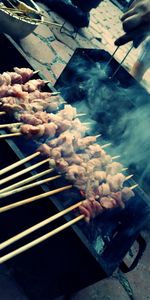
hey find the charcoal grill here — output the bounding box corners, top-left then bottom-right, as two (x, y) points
(0, 34), (150, 300)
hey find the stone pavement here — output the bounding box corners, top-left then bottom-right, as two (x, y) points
(5, 0), (150, 299)
(18, 0), (150, 91)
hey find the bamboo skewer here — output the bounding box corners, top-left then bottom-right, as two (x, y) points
(1, 201), (83, 250)
(0, 215), (84, 264)
(0, 122), (22, 129)
(0, 184), (137, 262)
(1, 158), (50, 185)
(0, 151), (40, 176)
(0, 185), (72, 213)
(124, 174), (133, 181)
(0, 111), (6, 115)
(101, 143), (112, 149)
(0, 132), (22, 139)
(0, 168), (53, 194)
(0, 5), (62, 27)
(112, 155), (121, 160)
(0, 175), (61, 199)
(130, 184), (138, 190)
(32, 70), (40, 75)
(122, 168), (128, 171)
(50, 92), (61, 96)
(95, 134), (101, 139)
(0, 183), (137, 214)
(76, 113), (86, 117)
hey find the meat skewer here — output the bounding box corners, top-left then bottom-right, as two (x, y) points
(1, 201), (83, 250)
(0, 215), (84, 264)
(0, 132), (22, 139)
(1, 158), (50, 185)
(0, 151), (40, 176)
(0, 169), (53, 194)
(0, 184), (137, 263)
(0, 111), (6, 115)
(0, 122), (22, 129)
(0, 175), (61, 199)
(0, 67), (137, 224)
(0, 185), (72, 213)
(0, 121), (94, 130)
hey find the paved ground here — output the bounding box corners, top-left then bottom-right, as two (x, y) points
(1, 1), (150, 299)
(18, 0), (150, 91)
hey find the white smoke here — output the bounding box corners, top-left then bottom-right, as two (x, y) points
(57, 55), (150, 193)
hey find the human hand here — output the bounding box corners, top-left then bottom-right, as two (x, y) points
(115, 0), (150, 47)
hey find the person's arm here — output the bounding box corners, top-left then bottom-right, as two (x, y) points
(115, 0), (150, 46)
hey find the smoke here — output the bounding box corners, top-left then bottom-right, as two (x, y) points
(56, 53), (150, 191)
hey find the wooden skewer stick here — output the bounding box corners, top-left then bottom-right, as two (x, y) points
(122, 167), (128, 171)
(51, 92), (61, 96)
(112, 155), (121, 160)
(0, 151), (40, 176)
(1, 201), (83, 250)
(0, 132), (22, 139)
(95, 134), (102, 139)
(33, 70), (40, 75)
(0, 122), (22, 129)
(0, 111), (6, 115)
(21, 16), (62, 27)
(0, 169), (53, 194)
(0, 215), (84, 264)
(83, 122), (92, 126)
(76, 113), (86, 117)
(44, 80), (50, 84)
(0, 185), (72, 213)
(130, 184), (138, 190)
(125, 174), (133, 181)
(1, 158), (49, 185)
(101, 143), (112, 149)
(0, 175), (61, 199)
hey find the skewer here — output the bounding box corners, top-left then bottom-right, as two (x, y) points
(130, 184), (138, 190)
(0, 151), (40, 176)
(0, 185), (72, 213)
(95, 134), (102, 139)
(0, 111), (6, 115)
(0, 215), (84, 264)
(83, 122), (92, 126)
(0, 122), (22, 129)
(122, 167), (128, 171)
(76, 113), (86, 117)
(17, 13), (62, 27)
(0, 175), (61, 199)
(1, 201), (83, 250)
(51, 92), (61, 96)
(125, 174), (133, 181)
(101, 143), (112, 149)
(0, 132), (22, 139)
(0, 168), (53, 194)
(0, 3), (42, 15)
(33, 70), (40, 75)
(110, 45), (134, 79)
(0, 5), (62, 27)
(105, 46), (119, 69)
(112, 155), (120, 160)
(1, 158), (50, 185)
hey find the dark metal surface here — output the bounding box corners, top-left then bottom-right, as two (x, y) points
(0, 35), (150, 299)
